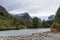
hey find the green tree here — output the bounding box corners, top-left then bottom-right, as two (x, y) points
(42, 20), (53, 28)
(51, 7), (60, 32)
(54, 7), (60, 23)
(32, 17), (41, 28)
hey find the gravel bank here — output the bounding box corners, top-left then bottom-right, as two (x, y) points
(0, 32), (60, 40)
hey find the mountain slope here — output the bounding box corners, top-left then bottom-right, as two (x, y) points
(0, 5), (19, 30)
(0, 5), (10, 17)
(14, 13), (32, 20)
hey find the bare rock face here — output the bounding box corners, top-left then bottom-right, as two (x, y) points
(14, 13), (32, 21)
(48, 15), (55, 21)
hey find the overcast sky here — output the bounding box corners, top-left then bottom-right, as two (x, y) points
(0, 0), (60, 17)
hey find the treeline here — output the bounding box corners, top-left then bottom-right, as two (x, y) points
(0, 9), (54, 30)
(15, 17), (53, 29)
(0, 5), (54, 30)
(0, 14), (54, 30)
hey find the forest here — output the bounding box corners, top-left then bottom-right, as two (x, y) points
(0, 5), (60, 31)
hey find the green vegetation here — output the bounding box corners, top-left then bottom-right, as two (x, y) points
(51, 7), (60, 32)
(0, 5), (56, 30)
(42, 20), (53, 28)
(32, 17), (42, 28)
(0, 5), (27, 30)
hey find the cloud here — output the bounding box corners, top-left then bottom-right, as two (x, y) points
(0, 0), (60, 17)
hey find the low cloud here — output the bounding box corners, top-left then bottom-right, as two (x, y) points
(0, 0), (60, 17)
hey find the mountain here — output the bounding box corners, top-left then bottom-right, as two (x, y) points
(0, 5), (10, 17)
(14, 13), (32, 20)
(48, 15), (55, 21)
(0, 5), (13, 30)
(0, 5), (20, 30)
(0, 5), (33, 30)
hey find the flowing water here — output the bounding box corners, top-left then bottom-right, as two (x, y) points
(0, 28), (50, 36)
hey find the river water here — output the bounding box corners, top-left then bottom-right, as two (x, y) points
(0, 28), (50, 36)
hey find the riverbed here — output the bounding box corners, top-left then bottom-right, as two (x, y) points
(0, 28), (50, 36)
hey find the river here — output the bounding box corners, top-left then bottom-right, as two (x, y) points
(0, 28), (50, 36)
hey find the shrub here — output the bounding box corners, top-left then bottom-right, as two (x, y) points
(51, 23), (60, 32)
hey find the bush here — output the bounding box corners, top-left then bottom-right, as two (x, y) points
(51, 23), (60, 32)
(51, 7), (60, 32)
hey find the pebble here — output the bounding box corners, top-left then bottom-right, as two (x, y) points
(0, 32), (60, 40)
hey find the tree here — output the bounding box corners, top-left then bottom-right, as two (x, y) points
(42, 20), (53, 28)
(54, 7), (60, 23)
(23, 20), (33, 28)
(51, 7), (60, 32)
(32, 17), (41, 28)
(42, 20), (46, 28)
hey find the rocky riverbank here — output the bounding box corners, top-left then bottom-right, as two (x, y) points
(0, 31), (60, 40)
